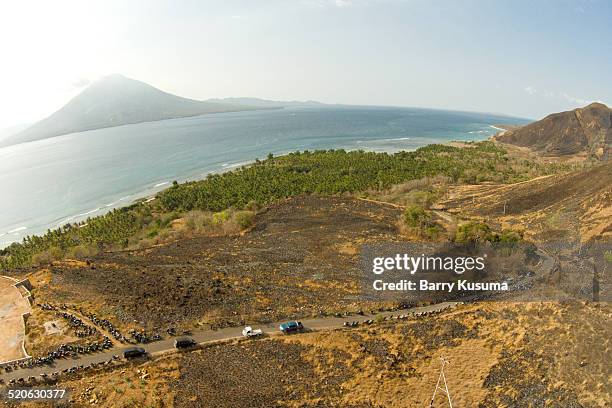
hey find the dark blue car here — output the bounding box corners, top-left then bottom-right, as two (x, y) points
(279, 321), (304, 334)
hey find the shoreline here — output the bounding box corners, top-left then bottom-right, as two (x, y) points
(0, 132), (501, 249)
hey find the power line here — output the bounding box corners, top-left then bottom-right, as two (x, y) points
(429, 356), (453, 408)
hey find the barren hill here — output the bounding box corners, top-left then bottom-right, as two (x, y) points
(494, 102), (611, 160)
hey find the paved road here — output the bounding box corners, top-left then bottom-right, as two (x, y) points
(0, 302), (458, 383)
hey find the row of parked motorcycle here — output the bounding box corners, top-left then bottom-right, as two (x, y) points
(1, 355), (121, 387)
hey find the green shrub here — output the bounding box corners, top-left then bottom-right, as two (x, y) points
(403, 205), (432, 228)
(31, 246), (63, 265)
(424, 225), (443, 240)
(212, 210), (231, 225)
(158, 212), (180, 228)
(455, 222), (522, 244)
(497, 229), (523, 243)
(402, 205), (442, 240)
(405, 190), (438, 207)
(455, 222), (492, 243)
(67, 244), (99, 259)
(233, 211), (255, 229)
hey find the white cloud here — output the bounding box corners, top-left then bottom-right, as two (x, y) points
(524, 86), (537, 95)
(300, 0), (355, 8)
(335, 0), (353, 7)
(523, 86), (594, 107)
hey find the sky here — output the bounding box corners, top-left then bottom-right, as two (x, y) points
(0, 0), (611, 129)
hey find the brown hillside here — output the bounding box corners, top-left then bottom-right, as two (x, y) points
(439, 163), (612, 242)
(495, 102), (611, 160)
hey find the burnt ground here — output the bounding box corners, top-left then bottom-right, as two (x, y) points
(172, 340), (358, 408)
(167, 301), (610, 408)
(12, 301), (610, 408)
(36, 195), (403, 332)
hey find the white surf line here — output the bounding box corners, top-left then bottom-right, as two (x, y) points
(8, 226), (27, 234)
(105, 195), (130, 207)
(53, 195), (134, 229)
(78, 208), (102, 217)
(381, 137), (411, 141)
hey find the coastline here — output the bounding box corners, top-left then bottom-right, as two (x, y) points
(0, 115), (521, 249)
(0, 135), (498, 249)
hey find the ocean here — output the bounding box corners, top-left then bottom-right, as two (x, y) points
(0, 106), (529, 247)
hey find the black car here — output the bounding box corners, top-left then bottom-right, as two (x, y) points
(174, 337), (197, 349)
(122, 347), (147, 359)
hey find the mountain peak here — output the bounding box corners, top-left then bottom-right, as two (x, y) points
(581, 101), (609, 111)
(83, 74), (161, 96)
(104, 73), (128, 80)
(94, 73), (145, 85)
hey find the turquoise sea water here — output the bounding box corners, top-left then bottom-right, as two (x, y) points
(0, 106), (529, 247)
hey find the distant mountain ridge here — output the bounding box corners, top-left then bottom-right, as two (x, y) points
(206, 97), (325, 108)
(494, 102), (611, 160)
(3, 74), (264, 146)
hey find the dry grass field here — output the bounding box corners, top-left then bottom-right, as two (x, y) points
(437, 163), (611, 242)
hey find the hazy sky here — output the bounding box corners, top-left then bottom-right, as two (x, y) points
(1, 0), (611, 128)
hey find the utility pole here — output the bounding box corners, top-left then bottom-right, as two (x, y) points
(429, 357), (453, 408)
